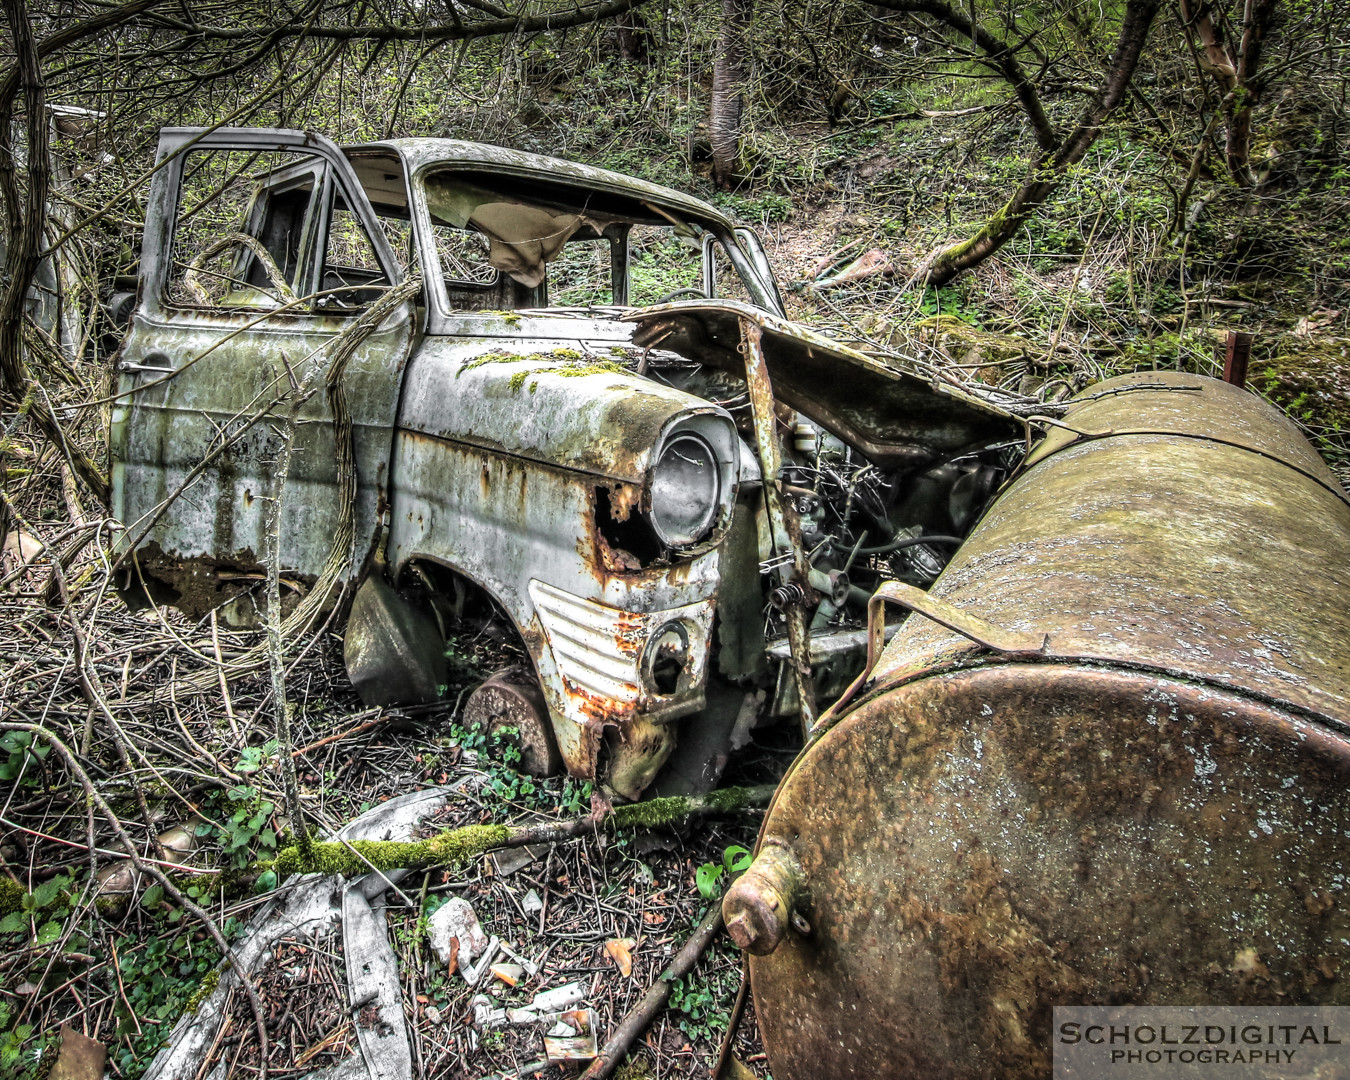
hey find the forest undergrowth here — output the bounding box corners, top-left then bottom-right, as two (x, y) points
(3, 2), (1349, 1076)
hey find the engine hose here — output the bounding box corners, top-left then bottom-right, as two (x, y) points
(856, 534), (964, 556)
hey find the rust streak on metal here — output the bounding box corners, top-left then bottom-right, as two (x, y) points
(738, 317), (817, 734)
(818, 579), (1048, 729)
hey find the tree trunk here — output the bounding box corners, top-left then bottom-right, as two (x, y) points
(1178, 0), (1278, 188)
(0, 0), (116, 505)
(1227, 0), (1277, 186)
(0, 0), (51, 407)
(918, 0), (1162, 287)
(615, 9), (651, 64)
(710, 0), (753, 189)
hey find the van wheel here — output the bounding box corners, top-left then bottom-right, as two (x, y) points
(462, 667), (562, 778)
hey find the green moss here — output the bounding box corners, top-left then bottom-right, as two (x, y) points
(610, 785), (762, 829)
(268, 787), (770, 882)
(1255, 337), (1350, 432)
(615, 1060), (654, 1080)
(0, 876), (24, 917)
(464, 349), (624, 393)
(95, 895), (127, 916)
(551, 362), (625, 378)
(939, 199), (1010, 264)
(427, 822), (510, 864)
(507, 357), (626, 394)
(456, 350), (516, 377)
(183, 967), (221, 1015)
(612, 796), (692, 829)
(272, 822), (510, 879)
(703, 785), (756, 813)
(475, 309), (522, 326)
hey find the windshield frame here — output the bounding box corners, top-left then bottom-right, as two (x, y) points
(408, 161), (784, 329)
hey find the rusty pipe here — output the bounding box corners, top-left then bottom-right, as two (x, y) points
(722, 840), (804, 956)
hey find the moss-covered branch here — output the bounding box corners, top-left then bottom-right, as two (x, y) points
(272, 784), (775, 880)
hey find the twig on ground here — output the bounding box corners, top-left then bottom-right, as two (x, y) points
(580, 898), (726, 1080)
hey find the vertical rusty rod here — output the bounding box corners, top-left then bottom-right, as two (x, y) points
(738, 318), (818, 734)
(1223, 330), (1253, 388)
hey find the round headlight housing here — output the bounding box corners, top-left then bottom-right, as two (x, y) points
(649, 433), (721, 548)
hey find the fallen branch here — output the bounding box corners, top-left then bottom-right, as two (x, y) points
(290, 709), (387, 757)
(580, 898), (726, 1079)
(272, 784), (775, 879)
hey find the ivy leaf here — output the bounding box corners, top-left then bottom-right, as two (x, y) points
(723, 844), (753, 874)
(0, 732), (29, 754)
(694, 862), (723, 900)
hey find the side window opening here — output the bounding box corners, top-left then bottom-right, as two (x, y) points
(434, 224), (497, 286)
(416, 168), (765, 315)
(432, 222), (543, 310)
(378, 215), (415, 275)
(708, 237), (753, 305)
(318, 200), (391, 311)
(166, 149), (322, 309)
(245, 186), (310, 292)
(347, 149), (418, 282)
(628, 224), (704, 306)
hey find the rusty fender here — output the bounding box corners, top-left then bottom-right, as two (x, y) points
(388, 340), (743, 799)
(729, 372), (1350, 1080)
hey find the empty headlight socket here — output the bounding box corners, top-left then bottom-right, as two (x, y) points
(643, 621), (690, 696)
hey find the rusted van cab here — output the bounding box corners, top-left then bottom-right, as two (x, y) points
(111, 128), (1017, 798)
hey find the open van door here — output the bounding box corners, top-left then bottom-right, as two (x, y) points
(109, 128), (418, 620)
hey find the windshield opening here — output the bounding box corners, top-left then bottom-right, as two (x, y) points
(417, 168), (773, 315)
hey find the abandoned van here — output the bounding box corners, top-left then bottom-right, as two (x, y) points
(109, 127), (1020, 799)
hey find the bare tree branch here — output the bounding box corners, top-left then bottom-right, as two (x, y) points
(871, 0), (1058, 151)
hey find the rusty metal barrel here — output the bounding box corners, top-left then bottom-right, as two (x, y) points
(728, 371), (1350, 1079)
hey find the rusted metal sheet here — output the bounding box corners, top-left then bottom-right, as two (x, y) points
(625, 301), (1021, 469)
(462, 667), (562, 777)
(738, 371), (1350, 1079)
(386, 355), (736, 798)
(867, 371), (1350, 718)
(393, 336), (740, 484)
(1223, 330), (1254, 388)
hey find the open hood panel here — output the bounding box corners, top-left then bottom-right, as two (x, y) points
(626, 301), (1020, 469)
